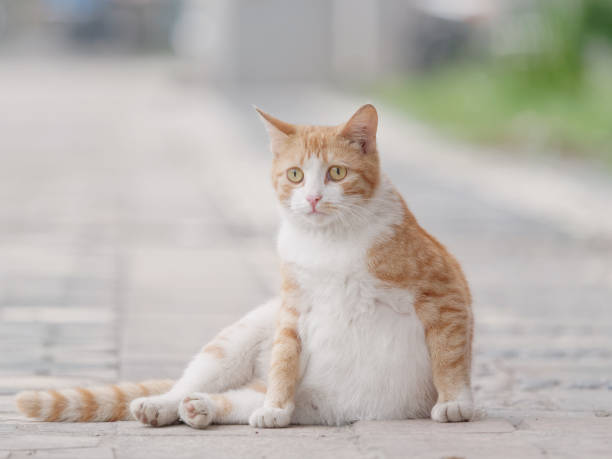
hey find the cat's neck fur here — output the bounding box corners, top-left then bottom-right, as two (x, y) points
(277, 175), (406, 271)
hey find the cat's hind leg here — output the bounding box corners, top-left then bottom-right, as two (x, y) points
(178, 380), (267, 429)
(131, 298), (277, 427)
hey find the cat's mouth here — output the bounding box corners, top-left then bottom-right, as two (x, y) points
(307, 209), (328, 217)
(290, 205), (332, 224)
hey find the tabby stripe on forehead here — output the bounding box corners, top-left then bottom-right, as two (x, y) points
(76, 387), (99, 422)
(47, 390), (68, 421)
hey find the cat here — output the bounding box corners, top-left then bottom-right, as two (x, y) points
(16, 104), (474, 427)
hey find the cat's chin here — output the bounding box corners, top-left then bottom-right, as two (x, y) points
(281, 206), (346, 230)
(302, 213), (331, 224)
(291, 211), (337, 229)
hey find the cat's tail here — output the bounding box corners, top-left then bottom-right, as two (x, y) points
(15, 379), (174, 422)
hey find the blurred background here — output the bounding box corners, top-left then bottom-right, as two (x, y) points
(1, 0), (612, 447)
(1, 0), (611, 160)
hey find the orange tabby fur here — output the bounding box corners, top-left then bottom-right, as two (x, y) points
(368, 198), (473, 403)
(16, 380), (173, 422)
(265, 265), (302, 410)
(262, 104), (472, 415)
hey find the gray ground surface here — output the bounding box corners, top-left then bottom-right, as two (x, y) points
(1, 57), (611, 458)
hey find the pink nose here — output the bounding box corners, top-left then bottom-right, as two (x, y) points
(306, 194), (322, 211)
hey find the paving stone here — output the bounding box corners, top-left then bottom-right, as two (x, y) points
(0, 376), (111, 393)
(116, 422), (351, 438)
(568, 379), (609, 390)
(119, 361), (186, 381)
(124, 246), (270, 314)
(517, 430), (612, 459)
(0, 435), (100, 450)
(518, 416), (612, 435)
(16, 421), (116, 435)
(111, 435), (362, 459)
(120, 312), (245, 366)
(352, 418), (516, 435)
(355, 431), (544, 459)
(10, 448), (114, 459)
(1, 306), (114, 324)
(520, 379), (561, 391)
(0, 396), (16, 413)
(544, 390), (612, 412)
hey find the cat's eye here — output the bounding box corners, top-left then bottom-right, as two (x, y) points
(287, 167), (304, 183)
(328, 165), (347, 181)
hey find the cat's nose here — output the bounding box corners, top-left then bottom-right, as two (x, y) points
(306, 194), (322, 211)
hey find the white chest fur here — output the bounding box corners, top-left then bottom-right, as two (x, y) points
(277, 184), (436, 425)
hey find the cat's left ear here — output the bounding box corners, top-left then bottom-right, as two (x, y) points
(254, 107), (296, 154)
(340, 104), (378, 154)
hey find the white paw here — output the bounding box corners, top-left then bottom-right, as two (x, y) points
(130, 396), (179, 427)
(431, 395), (474, 423)
(178, 393), (215, 429)
(249, 405), (292, 428)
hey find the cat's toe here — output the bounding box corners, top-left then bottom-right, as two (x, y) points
(249, 406), (291, 428)
(431, 398), (473, 422)
(179, 394), (215, 429)
(130, 396), (178, 427)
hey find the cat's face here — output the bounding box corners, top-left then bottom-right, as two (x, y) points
(258, 105), (380, 228)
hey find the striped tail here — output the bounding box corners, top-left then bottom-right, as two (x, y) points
(15, 379), (174, 422)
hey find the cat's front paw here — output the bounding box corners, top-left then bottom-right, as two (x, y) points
(431, 390), (474, 423)
(249, 405), (292, 428)
(130, 396), (179, 427)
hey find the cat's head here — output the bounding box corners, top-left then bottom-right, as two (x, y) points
(257, 104), (380, 229)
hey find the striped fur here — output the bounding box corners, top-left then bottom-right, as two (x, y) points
(367, 198), (473, 417)
(16, 380), (173, 422)
(266, 267), (301, 409)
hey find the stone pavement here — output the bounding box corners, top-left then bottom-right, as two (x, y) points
(0, 57), (611, 458)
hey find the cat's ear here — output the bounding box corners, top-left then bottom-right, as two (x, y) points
(254, 107), (296, 153)
(340, 104), (378, 154)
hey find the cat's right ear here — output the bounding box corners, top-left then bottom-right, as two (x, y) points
(254, 107), (296, 153)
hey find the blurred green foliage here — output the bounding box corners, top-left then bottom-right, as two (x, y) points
(381, 0), (612, 163)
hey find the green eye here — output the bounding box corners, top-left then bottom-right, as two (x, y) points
(287, 167), (304, 183)
(328, 165), (347, 181)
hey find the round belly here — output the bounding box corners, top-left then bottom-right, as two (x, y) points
(294, 305), (436, 425)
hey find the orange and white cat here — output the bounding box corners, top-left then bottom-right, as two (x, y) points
(16, 104), (474, 427)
